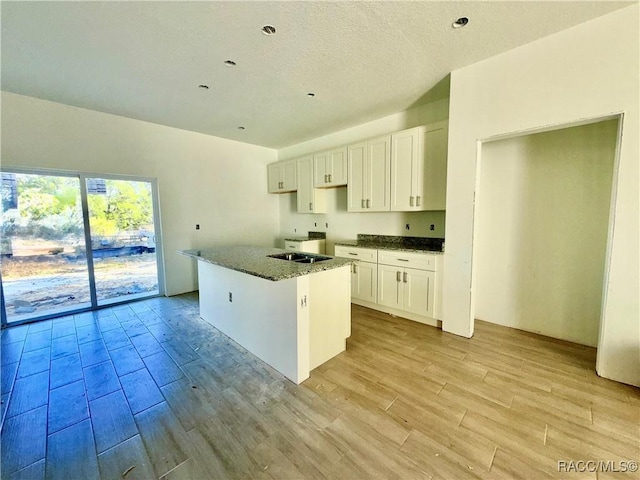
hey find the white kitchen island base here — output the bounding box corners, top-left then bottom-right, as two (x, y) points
(197, 260), (351, 384)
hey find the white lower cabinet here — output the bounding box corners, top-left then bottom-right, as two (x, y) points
(334, 246), (378, 303)
(351, 260), (377, 304)
(284, 239), (326, 254)
(378, 264), (434, 318)
(377, 264), (403, 309)
(336, 245), (441, 326)
(401, 267), (434, 318)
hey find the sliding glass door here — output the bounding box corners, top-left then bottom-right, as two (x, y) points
(86, 177), (159, 305)
(0, 170), (162, 326)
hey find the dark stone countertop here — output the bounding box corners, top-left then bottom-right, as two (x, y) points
(334, 234), (444, 254)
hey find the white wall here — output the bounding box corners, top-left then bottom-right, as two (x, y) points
(277, 98), (449, 252)
(475, 120), (617, 347)
(0, 92), (279, 296)
(445, 5), (639, 386)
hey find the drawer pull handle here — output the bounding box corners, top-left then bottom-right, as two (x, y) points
(349, 253), (358, 256)
(403, 272), (408, 283)
(396, 271), (401, 282)
(410, 196), (414, 207)
(397, 258), (409, 262)
(416, 196), (421, 207)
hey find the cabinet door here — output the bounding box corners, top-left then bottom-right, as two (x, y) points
(297, 156), (325, 213)
(377, 264), (402, 309)
(403, 267), (434, 318)
(366, 136), (391, 211)
(422, 124), (448, 210)
(347, 142), (367, 212)
(313, 151), (329, 187)
(353, 261), (377, 303)
(391, 127), (422, 211)
(267, 163), (282, 193)
(281, 160), (297, 191)
(327, 147), (348, 185)
(296, 156), (314, 213)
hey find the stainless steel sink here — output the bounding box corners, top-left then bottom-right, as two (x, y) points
(267, 252), (332, 263)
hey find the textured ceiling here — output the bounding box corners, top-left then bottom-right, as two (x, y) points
(1, 1), (633, 149)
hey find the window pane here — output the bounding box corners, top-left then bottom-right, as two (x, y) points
(86, 178), (159, 305)
(0, 173), (91, 323)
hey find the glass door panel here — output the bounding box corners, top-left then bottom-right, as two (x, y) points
(86, 178), (159, 305)
(0, 173), (92, 323)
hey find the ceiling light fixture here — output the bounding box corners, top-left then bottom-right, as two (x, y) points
(224, 60), (237, 66)
(261, 25), (276, 35)
(238, 126), (245, 130)
(452, 17), (469, 28)
(198, 84), (209, 89)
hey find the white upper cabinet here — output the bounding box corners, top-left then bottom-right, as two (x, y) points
(296, 155), (326, 214)
(422, 122), (448, 211)
(390, 122), (447, 211)
(390, 126), (423, 211)
(347, 135), (391, 212)
(267, 159), (297, 193)
(313, 147), (347, 187)
(269, 122), (447, 211)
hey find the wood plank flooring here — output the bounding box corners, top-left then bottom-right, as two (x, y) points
(1, 294), (638, 479)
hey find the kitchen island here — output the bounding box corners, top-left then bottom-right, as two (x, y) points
(179, 246), (353, 384)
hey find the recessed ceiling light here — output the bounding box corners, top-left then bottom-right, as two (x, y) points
(224, 60), (237, 67)
(238, 126), (245, 130)
(198, 84), (209, 90)
(307, 93), (315, 97)
(261, 25), (276, 35)
(452, 17), (469, 28)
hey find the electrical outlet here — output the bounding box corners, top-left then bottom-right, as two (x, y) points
(228, 292), (232, 303)
(430, 224), (435, 231)
(405, 224), (410, 230)
(196, 224), (200, 230)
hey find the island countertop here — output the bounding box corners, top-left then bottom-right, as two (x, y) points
(179, 245), (353, 281)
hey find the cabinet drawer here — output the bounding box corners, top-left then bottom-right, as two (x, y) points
(334, 246), (377, 263)
(378, 250), (436, 271)
(284, 241), (300, 251)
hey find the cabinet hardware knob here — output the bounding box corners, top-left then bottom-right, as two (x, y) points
(410, 196), (414, 207)
(361, 199), (365, 209)
(353, 264), (357, 274)
(403, 272), (407, 283)
(328, 174), (332, 182)
(309, 202), (313, 211)
(324, 174), (328, 183)
(416, 196), (421, 207)
(396, 271), (401, 282)
(366, 199), (371, 208)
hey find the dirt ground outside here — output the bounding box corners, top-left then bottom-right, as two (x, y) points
(1, 253), (159, 320)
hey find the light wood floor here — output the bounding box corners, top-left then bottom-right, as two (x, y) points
(1, 294), (638, 479)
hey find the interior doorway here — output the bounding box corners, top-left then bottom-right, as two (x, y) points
(471, 117), (620, 351)
(0, 170), (163, 326)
